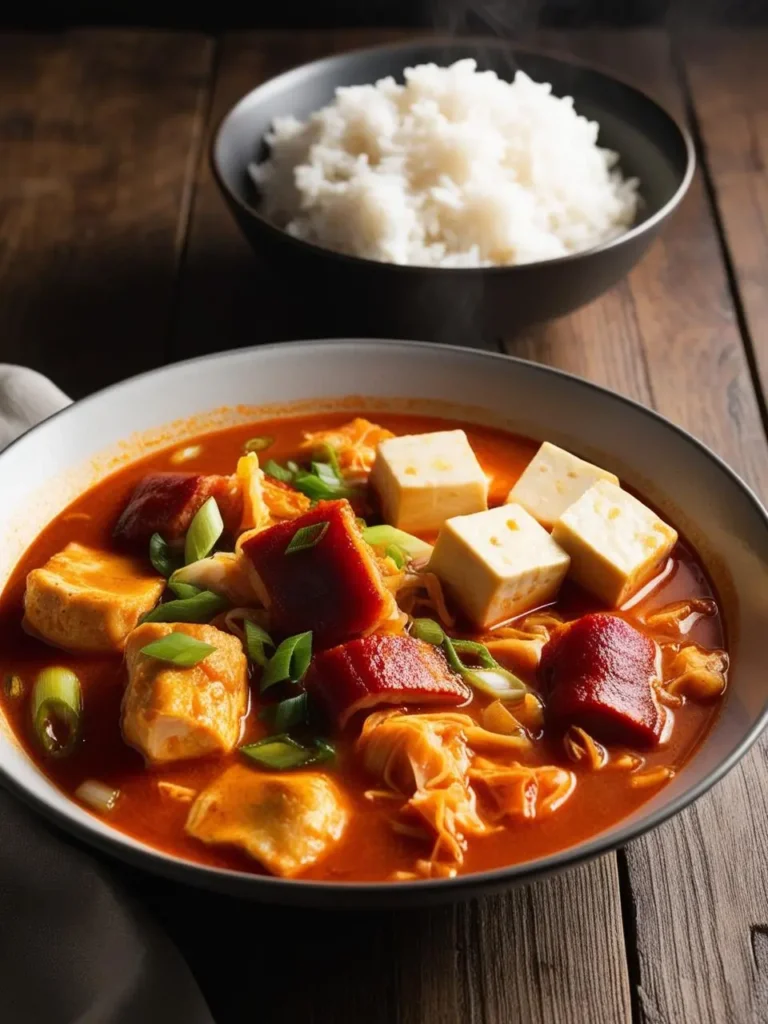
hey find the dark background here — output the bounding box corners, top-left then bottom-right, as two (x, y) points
(2, 0), (766, 30)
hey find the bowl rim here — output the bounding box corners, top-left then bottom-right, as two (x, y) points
(0, 337), (765, 901)
(210, 35), (697, 276)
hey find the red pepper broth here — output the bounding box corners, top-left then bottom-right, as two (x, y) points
(0, 412), (724, 881)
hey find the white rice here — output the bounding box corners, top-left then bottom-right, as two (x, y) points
(251, 59), (640, 268)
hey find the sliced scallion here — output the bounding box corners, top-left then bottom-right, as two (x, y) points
(260, 632), (312, 692)
(385, 543), (407, 569)
(259, 692), (309, 732)
(316, 442), (343, 479)
(184, 497), (223, 565)
(142, 590), (228, 624)
(463, 667), (528, 701)
(244, 435), (274, 454)
(443, 636), (527, 701)
(245, 619), (275, 668)
(31, 667), (82, 758)
(167, 579), (201, 601)
(285, 521), (329, 555)
(140, 632), (216, 667)
(76, 779), (120, 814)
(263, 459), (293, 483)
(149, 533), (181, 579)
(411, 617), (446, 646)
(240, 734), (335, 771)
(362, 525), (433, 563)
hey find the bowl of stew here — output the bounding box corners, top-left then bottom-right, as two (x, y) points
(0, 340), (766, 907)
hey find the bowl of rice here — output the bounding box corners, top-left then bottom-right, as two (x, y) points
(212, 39), (694, 345)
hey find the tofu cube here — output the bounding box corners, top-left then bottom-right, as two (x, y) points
(370, 430), (488, 533)
(508, 442), (619, 529)
(428, 504), (571, 628)
(122, 622), (248, 764)
(185, 765), (348, 877)
(23, 543), (165, 653)
(551, 480), (678, 607)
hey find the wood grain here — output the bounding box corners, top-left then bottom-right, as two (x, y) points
(172, 28), (634, 1024)
(681, 30), (768, 416)
(506, 29), (768, 1023)
(136, 855), (630, 1024)
(171, 29), (419, 360)
(0, 30), (213, 397)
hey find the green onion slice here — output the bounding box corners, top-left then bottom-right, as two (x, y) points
(243, 435), (274, 454)
(140, 632), (216, 667)
(76, 779), (119, 814)
(259, 692), (309, 733)
(167, 579), (201, 601)
(410, 617), (446, 646)
(362, 525), (433, 563)
(149, 533), (181, 579)
(385, 544), (407, 569)
(240, 734), (335, 771)
(184, 497), (224, 565)
(285, 521), (329, 555)
(443, 636), (527, 701)
(263, 459), (293, 483)
(142, 590), (228, 624)
(260, 632), (312, 692)
(31, 667), (82, 758)
(315, 443), (343, 479)
(245, 619), (275, 668)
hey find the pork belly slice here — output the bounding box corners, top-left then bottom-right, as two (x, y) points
(539, 613), (663, 749)
(122, 622), (248, 764)
(23, 542), (165, 653)
(240, 499), (392, 647)
(185, 765), (348, 877)
(113, 472), (243, 549)
(306, 633), (470, 729)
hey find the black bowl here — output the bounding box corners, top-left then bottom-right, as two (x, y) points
(212, 38), (694, 346)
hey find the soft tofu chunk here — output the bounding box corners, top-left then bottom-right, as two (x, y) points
(551, 480), (678, 607)
(428, 504), (571, 629)
(122, 622), (248, 764)
(185, 765), (348, 877)
(507, 442), (619, 529)
(23, 543), (165, 653)
(370, 430), (488, 533)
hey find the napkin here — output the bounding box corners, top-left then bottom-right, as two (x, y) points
(0, 365), (215, 1024)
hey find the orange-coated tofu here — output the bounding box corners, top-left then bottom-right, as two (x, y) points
(122, 622), (248, 765)
(185, 765), (348, 877)
(23, 542), (164, 653)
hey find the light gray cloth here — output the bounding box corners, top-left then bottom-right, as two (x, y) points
(0, 365), (215, 1024)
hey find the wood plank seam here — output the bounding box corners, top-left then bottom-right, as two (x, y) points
(669, 32), (768, 443)
(164, 33), (220, 367)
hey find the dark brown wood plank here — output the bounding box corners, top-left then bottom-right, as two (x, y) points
(681, 30), (768, 412)
(173, 28), (633, 1024)
(507, 29), (768, 1023)
(171, 28), (423, 360)
(140, 855), (629, 1024)
(0, 29), (213, 398)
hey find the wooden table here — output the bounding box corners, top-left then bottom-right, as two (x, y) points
(2, 25), (768, 1024)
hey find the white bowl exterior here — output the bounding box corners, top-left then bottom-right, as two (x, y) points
(1, 340), (767, 891)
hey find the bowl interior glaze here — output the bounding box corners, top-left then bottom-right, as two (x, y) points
(0, 340), (764, 908)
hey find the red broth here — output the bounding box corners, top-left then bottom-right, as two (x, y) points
(0, 413), (724, 881)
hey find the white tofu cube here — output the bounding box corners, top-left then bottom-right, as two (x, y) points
(508, 442), (619, 529)
(428, 504), (571, 628)
(551, 479), (678, 607)
(370, 430), (488, 533)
